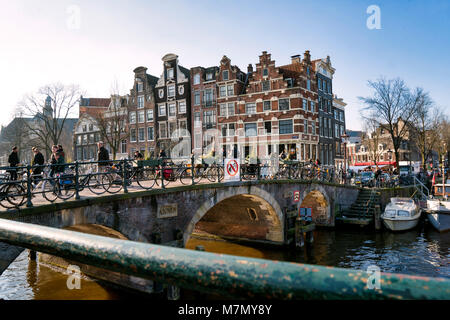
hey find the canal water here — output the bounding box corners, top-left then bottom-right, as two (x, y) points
(0, 223), (448, 300)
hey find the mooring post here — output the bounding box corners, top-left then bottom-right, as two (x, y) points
(295, 217), (304, 248)
(29, 249), (36, 261)
(374, 205), (381, 231)
(75, 161), (80, 200)
(26, 165), (33, 208)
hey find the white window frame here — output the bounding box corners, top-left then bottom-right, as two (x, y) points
(178, 100), (186, 114)
(158, 104), (166, 117)
(130, 128), (137, 142)
(193, 73), (200, 85)
(168, 102), (176, 117)
(138, 110), (145, 123)
(246, 103), (256, 115)
(129, 112), (136, 124)
(138, 127), (145, 142)
(137, 95), (144, 108)
(219, 85), (226, 97)
(147, 126), (154, 141)
(167, 85), (175, 98)
(223, 70), (229, 81)
(278, 98), (290, 111)
(167, 68), (174, 79)
(159, 122), (167, 139)
(147, 109), (154, 122)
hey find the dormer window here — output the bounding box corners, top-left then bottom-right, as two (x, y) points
(193, 73), (200, 85)
(263, 68), (268, 77)
(137, 82), (143, 92)
(222, 70), (229, 81)
(286, 78), (293, 88)
(167, 68), (174, 80)
(168, 85), (175, 98)
(206, 72), (213, 81)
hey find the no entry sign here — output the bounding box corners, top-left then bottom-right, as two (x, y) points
(224, 158), (240, 182)
(293, 191), (300, 202)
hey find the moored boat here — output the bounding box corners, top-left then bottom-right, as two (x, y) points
(382, 198), (421, 231)
(426, 198), (450, 232)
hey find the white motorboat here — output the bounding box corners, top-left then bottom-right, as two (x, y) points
(381, 198), (421, 231)
(426, 198), (450, 232)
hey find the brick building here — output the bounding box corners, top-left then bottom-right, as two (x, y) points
(333, 94), (346, 169)
(154, 54), (191, 158)
(215, 51), (319, 162)
(126, 66), (159, 158)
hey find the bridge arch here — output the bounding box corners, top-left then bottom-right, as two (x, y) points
(184, 186), (284, 245)
(298, 185), (332, 226)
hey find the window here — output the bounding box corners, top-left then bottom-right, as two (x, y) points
(279, 98), (289, 111)
(219, 86), (226, 97)
(83, 134), (87, 144)
(286, 78), (293, 88)
(220, 104), (227, 116)
(246, 103), (256, 114)
(195, 134), (201, 149)
(318, 79), (322, 90)
(279, 120), (293, 134)
(265, 121), (272, 134)
(130, 129), (137, 142)
(159, 123), (167, 138)
(335, 124), (339, 138)
(193, 73), (200, 85)
(245, 123), (257, 137)
(307, 66), (310, 76)
(228, 123), (235, 136)
(179, 119), (187, 135)
(227, 102), (234, 116)
(221, 123), (235, 136)
(168, 85), (175, 97)
(168, 103), (176, 116)
(89, 134), (94, 143)
(203, 110), (216, 128)
(178, 101), (186, 114)
(340, 125), (345, 137)
(227, 84), (234, 96)
(223, 70), (229, 80)
(138, 96), (144, 108)
(312, 122), (316, 135)
(263, 68), (268, 77)
(167, 68), (174, 79)
(137, 82), (143, 92)
(328, 118), (332, 137)
(204, 88), (214, 106)
(129, 112), (136, 124)
(311, 101), (315, 112)
(82, 125), (87, 132)
(303, 99), (307, 110)
(206, 72), (213, 80)
(340, 111), (344, 122)
(158, 104), (166, 117)
(221, 124), (227, 137)
(138, 110), (145, 123)
(194, 91), (200, 105)
(323, 80), (327, 92)
(262, 80), (270, 91)
(138, 127), (145, 141)
(147, 109), (153, 121)
(77, 135), (82, 145)
(335, 109), (339, 120)
(307, 80), (311, 91)
(319, 97), (322, 111)
(121, 140), (127, 154)
(89, 124), (93, 131)
(147, 127), (154, 141)
(263, 100), (271, 111)
(304, 119), (308, 133)
(194, 112), (201, 127)
(168, 122), (177, 138)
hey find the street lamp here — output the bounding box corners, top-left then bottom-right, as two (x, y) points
(387, 149), (393, 174)
(341, 132), (349, 183)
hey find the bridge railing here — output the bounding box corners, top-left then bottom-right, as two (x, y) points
(0, 218), (448, 299)
(0, 158), (351, 209)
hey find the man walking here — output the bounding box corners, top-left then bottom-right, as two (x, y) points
(97, 141), (110, 171)
(31, 147), (45, 184)
(8, 146), (20, 180)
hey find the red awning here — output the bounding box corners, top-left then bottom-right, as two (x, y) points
(353, 161), (396, 166)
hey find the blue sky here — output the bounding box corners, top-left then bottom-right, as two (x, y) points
(0, 0), (449, 130)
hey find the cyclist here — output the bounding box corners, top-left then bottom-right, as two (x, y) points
(31, 147), (45, 185)
(97, 141), (110, 172)
(7, 146), (20, 180)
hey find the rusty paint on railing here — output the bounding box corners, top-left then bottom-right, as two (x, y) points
(0, 219), (448, 300)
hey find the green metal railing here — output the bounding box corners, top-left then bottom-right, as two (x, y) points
(0, 219), (448, 300)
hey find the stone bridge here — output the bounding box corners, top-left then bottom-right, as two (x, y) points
(0, 180), (360, 275)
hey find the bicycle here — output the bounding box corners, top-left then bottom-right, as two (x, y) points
(0, 172), (26, 208)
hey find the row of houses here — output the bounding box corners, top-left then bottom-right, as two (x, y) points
(74, 51), (347, 166)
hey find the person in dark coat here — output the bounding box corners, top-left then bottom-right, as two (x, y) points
(97, 141), (110, 170)
(31, 147), (45, 183)
(8, 146), (20, 180)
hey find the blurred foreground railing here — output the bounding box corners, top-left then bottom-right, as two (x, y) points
(0, 219), (448, 300)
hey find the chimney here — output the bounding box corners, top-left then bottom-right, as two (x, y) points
(247, 64), (253, 73)
(303, 50), (311, 63)
(291, 54), (301, 64)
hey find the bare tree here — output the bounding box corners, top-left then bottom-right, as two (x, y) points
(0, 110), (31, 164)
(359, 78), (422, 170)
(361, 118), (384, 169)
(18, 83), (82, 159)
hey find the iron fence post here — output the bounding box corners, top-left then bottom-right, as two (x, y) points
(288, 163), (292, 180)
(191, 155), (195, 186)
(161, 159), (165, 189)
(122, 160), (128, 193)
(257, 162), (261, 181)
(26, 165), (33, 207)
(75, 161), (80, 200)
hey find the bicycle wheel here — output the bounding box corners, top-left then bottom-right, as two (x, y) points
(136, 167), (157, 190)
(207, 167), (219, 182)
(191, 166), (203, 184)
(179, 168), (193, 185)
(105, 172), (123, 194)
(42, 179), (58, 202)
(54, 180), (76, 200)
(0, 184), (16, 209)
(88, 173), (110, 195)
(6, 183), (26, 207)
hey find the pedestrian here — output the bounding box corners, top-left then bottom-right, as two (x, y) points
(7, 146), (20, 180)
(31, 147), (45, 184)
(97, 141), (110, 171)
